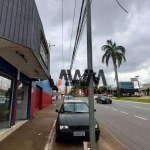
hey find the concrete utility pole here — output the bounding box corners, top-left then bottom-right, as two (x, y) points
(63, 73), (70, 95)
(86, 0), (96, 149)
(65, 80), (68, 95)
(48, 41), (55, 72)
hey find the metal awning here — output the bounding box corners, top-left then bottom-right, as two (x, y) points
(0, 38), (48, 79)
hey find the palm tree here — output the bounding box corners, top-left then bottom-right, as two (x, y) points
(101, 39), (126, 97)
(80, 69), (99, 96)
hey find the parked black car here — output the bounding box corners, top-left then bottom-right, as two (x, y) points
(55, 100), (100, 142)
(95, 95), (112, 104)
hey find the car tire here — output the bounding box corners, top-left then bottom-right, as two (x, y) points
(56, 136), (60, 142)
(96, 137), (99, 142)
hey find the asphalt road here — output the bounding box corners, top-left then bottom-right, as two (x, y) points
(83, 97), (150, 150)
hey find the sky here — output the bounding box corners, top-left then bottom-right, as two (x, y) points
(35, 0), (150, 90)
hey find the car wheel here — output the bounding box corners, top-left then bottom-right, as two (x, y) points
(56, 136), (60, 142)
(96, 137), (99, 142)
(100, 101), (103, 104)
(110, 101), (112, 104)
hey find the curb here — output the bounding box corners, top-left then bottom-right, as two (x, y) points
(44, 120), (56, 150)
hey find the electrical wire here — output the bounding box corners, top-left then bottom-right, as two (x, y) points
(116, 0), (128, 13)
(70, 0), (86, 70)
(62, 0), (64, 69)
(69, 0), (93, 71)
(67, 0), (77, 68)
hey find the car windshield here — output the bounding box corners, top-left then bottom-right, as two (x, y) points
(64, 96), (74, 100)
(101, 96), (108, 98)
(60, 103), (89, 113)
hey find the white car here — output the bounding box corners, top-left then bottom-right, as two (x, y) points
(63, 95), (75, 102)
(94, 94), (100, 99)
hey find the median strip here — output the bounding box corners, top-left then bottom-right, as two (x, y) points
(120, 111), (128, 114)
(134, 115), (148, 120)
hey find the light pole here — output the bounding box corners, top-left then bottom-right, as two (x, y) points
(48, 42), (55, 72)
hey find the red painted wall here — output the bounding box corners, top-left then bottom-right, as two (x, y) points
(30, 87), (52, 117)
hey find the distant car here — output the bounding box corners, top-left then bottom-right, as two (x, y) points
(94, 94), (100, 99)
(134, 92), (141, 97)
(96, 95), (112, 104)
(55, 100), (100, 142)
(63, 95), (75, 102)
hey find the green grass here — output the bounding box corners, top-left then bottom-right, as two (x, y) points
(112, 97), (150, 103)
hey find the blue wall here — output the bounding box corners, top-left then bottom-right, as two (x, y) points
(32, 80), (52, 95)
(119, 82), (134, 89)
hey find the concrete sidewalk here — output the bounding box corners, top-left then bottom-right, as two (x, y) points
(0, 100), (62, 150)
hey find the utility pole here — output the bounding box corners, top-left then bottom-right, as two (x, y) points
(48, 42), (55, 72)
(63, 73), (70, 95)
(86, 0), (96, 149)
(65, 79), (68, 95)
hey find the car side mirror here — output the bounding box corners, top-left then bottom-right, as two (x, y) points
(94, 109), (96, 112)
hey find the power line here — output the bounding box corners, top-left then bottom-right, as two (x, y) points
(67, 0), (77, 68)
(116, 0), (128, 13)
(69, 0), (93, 71)
(62, 0), (64, 69)
(70, 0), (86, 71)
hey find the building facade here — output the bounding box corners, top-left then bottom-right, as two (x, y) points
(119, 82), (134, 89)
(0, 0), (52, 131)
(119, 81), (138, 96)
(142, 83), (150, 96)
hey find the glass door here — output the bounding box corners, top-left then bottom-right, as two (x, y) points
(16, 81), (29, 120)
(0, 71), (14, 129)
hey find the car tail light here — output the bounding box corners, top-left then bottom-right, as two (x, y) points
(56, 125), (60, 130)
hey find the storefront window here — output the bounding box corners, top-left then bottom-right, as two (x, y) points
(0, 72), (13, 129)
(16, 81), (29, 120)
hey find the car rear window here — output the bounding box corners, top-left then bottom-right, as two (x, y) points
(60, 103), (89, 113)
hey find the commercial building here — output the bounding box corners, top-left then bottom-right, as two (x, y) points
(119, 82), (138, 96)
(0, 0), (53, 136)
(141, 83), (150, 96)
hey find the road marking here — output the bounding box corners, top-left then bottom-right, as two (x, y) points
(120, 111), (128, 114)
(134, 115), (148, 120)
(112, 108), (117, 111)
(133, 106), (150, 110)
(105, 106), (109, 108)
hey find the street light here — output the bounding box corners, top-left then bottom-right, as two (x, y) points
(48, 42), (55, 69)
